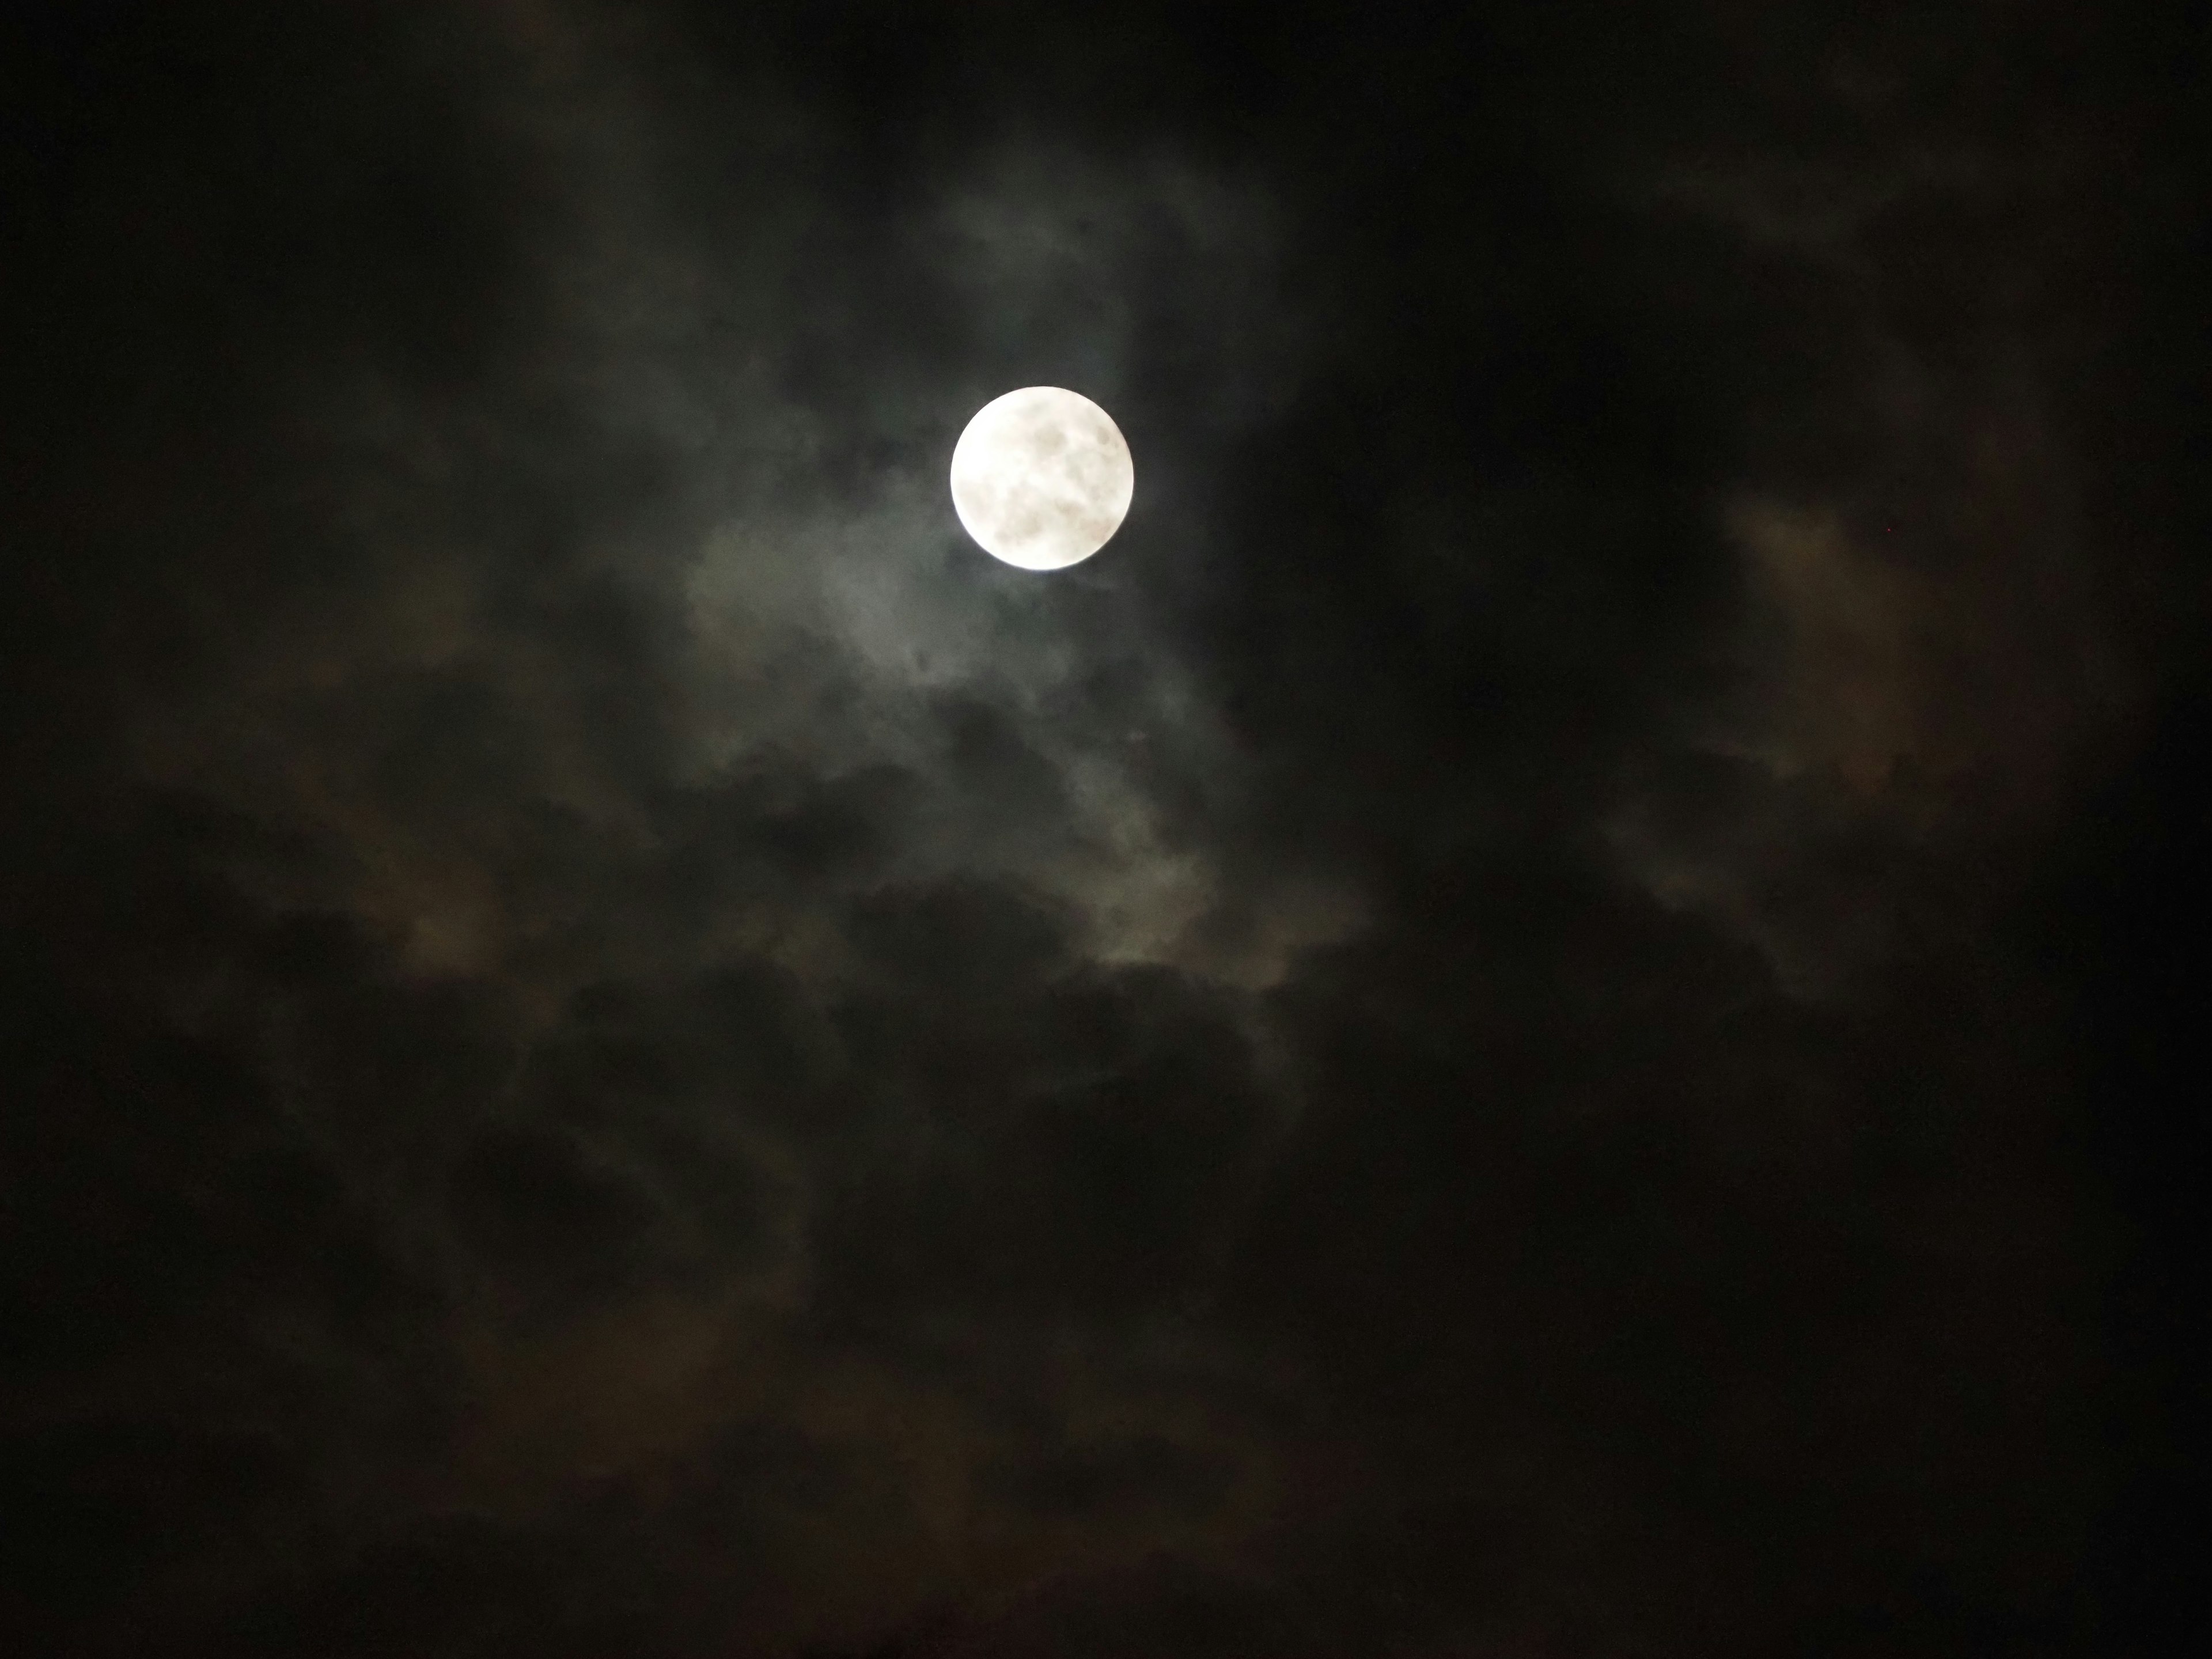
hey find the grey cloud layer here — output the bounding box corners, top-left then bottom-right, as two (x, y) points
(3, 2), (2192, 1654)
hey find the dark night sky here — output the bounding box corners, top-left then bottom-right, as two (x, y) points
(3, 3), (2209, 1654)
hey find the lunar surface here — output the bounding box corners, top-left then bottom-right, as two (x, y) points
(949, 386), (1134, 570)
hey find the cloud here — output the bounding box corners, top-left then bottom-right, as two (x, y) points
(3, 2), (2193, 1653)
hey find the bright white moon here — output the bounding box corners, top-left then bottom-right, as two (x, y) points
(949, 386), (1134, 570)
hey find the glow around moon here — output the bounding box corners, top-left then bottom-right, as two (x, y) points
(949, 387), (1134, 570)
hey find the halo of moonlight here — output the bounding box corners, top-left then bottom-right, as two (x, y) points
(949, 387), (1134, 570)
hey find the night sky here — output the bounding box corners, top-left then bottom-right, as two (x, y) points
(5, 3), (2209, 1654)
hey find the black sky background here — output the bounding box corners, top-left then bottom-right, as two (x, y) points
(4, 3), (2210, 1654)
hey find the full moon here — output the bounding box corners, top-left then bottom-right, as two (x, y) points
(949, 387), (1134, 570)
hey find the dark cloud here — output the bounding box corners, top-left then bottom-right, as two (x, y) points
(3, 1), (2207, 1654)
